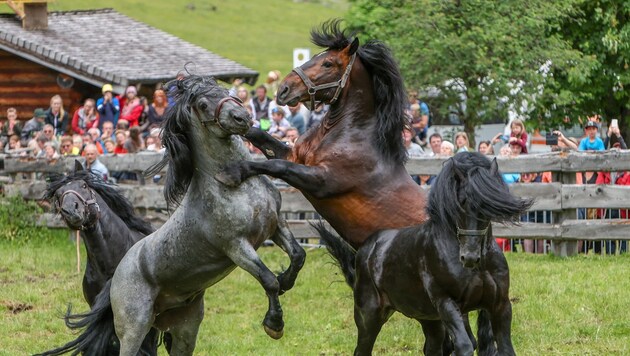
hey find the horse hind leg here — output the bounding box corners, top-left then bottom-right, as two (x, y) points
(110, 278), (156, 355)
(159, 293), (205, 356)
(225, 240), (284, 339)
(270, 218), (306, 294)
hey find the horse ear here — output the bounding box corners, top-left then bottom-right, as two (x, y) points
(349, 37), (359, 55)
(74, 159), (85, 173)
(490, 158), (499, 176)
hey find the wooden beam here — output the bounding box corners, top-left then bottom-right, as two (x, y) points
(22, 1), (47, 30)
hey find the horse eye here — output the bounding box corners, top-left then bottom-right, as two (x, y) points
(200, 103), (208, 111)
(322, 61), (333, 68)
(83, 184), (87, 189)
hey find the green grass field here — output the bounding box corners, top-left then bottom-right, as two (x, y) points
(22, 0), (349, 87)
(1, 234), (629, 355)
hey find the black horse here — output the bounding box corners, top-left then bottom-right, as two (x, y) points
(37, 75), (306, 355)
(43, 163), (161, 355)
(319, 152), (533, 355)
(44, 162), (154, 306)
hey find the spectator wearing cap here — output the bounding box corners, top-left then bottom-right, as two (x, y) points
(97, 83), (120, 131)
(27, 108), (43, 141)
(119, 85), (143, 127)
(578, 121), (605, 151)
(268, 107), (291, 139)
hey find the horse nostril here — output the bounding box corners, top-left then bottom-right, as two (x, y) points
(74, 202), (79, 210)
(475, 257), (481, 264)
(460, 255), (465, 263)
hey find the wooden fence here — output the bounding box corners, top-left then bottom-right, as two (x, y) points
(2, 150), (630, 256)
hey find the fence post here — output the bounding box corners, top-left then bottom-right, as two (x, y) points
(552, 160), (578, 257)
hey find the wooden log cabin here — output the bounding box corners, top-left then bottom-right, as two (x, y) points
(0, 2), (258, 122)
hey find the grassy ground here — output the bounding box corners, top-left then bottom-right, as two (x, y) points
(1, 235), (629, 355)
(26, 0), (350, 87)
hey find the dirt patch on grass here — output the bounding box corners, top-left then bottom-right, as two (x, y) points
(1, 300), (34, 314)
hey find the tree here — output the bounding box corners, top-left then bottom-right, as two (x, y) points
(540, 0), (630, 141)
(345, 0), (585, 146)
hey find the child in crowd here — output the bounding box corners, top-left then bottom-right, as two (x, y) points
(493, 119), (529, 153)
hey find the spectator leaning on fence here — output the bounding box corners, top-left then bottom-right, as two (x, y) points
(83, 143), (109, 181)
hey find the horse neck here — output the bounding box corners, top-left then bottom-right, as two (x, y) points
(82, 196), (136, 274)
(325, 64), (376, 131)
(189, 130), (249, 186)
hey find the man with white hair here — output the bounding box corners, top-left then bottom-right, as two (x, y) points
(83, 143), (109, 181)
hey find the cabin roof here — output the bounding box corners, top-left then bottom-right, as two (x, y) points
(0, 8), (258, 92)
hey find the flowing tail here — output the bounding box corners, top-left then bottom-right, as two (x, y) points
(477, 309), (498, 356)
(311, 221), (356, 287)
(34, 280), (160, 356)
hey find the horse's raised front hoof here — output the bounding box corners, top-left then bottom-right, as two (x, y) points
(264, 324), (284, 340)
(215, 165), (242, 187)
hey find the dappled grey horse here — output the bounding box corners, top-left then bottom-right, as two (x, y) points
(38, 75), (306, 356)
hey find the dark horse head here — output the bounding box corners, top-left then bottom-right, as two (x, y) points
(429, 152), (533, 267)
(44, 160), (153, 235)
(145, 75), (251, 208)
(276, 19), (409, 166)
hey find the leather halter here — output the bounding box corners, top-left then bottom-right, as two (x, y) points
(456, 223), (490, 264)
(292, 52), (357, 111)
(56, 187), (100, 230)
(197, 96), (243, 133)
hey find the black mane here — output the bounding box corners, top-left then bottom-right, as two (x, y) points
(428, 152), (534, 235)
(311, 19), (408, 165)
(45, 170), (154, 235)
(144, 75), (223, 208)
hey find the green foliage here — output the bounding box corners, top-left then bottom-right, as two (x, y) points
(345, 0), (587, 144)
(1, 240), (629, 354)
(540, 0), (630, 139)
(35, 0), (349, 88)
(0, 196), (64, 244)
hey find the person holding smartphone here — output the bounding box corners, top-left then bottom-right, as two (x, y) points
(605, 119), (627, 150)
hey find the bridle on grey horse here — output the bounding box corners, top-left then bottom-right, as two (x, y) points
(197, 96), (243, 133)
(292, 52), (357, 111)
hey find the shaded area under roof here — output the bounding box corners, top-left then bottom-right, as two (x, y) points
(0, 8), (258, 91)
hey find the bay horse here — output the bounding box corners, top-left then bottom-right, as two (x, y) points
(43, 163), (161, 354)
(319, 152), (533, 355)
(216, 19), (427, 249)
(37, 75), (306, 356)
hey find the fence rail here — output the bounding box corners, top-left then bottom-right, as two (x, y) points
(3, 150), (630, 256)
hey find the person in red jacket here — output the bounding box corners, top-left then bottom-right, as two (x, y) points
(118, 86), (143, 127)
(71, 98), (99, 135)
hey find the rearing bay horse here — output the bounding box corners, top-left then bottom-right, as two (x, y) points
(217, 20), (427, 249)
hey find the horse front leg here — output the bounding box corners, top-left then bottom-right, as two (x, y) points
(270, 217), (306, 295)
(243, 127), (291, 159)
(216, 160), (339, 199)
(224, 240), (284, 339)
(489, 302), (516, 356)
(419, 319), (446, 356)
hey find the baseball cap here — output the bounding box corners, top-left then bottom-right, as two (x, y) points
(102, 84), (113, 93)
(584, 121), (598, 129)
(33, 108), (47, 118)
(271, 107), (284, 115)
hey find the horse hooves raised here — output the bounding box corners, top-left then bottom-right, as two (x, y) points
(264, 325), (284, 340)
(214, 170), (241, 187)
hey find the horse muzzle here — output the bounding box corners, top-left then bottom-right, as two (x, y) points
(460, 252), (481, 268)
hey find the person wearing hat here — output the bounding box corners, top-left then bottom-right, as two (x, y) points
(20, 108), (47, 146)
(119, 85), (143, 127)
(97, 83), (120, 131)
(578, 120), (605, 151)
(268, 107), (291, 139)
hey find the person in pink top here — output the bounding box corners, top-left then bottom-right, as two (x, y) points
(119, 85), (143, 127)
(71, 98), (99, 135)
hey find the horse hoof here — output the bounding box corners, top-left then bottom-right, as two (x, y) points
(264, 325), (284, 340)
(215, 171), (240, 187)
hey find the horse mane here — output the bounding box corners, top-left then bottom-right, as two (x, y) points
(44, 171), (154, 235)
(311, 19), (408, 165)
(428, 152), (534, 235)
(144, 75), (221, 208)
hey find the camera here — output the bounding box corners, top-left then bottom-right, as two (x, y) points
(545, 133), (558, 146)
